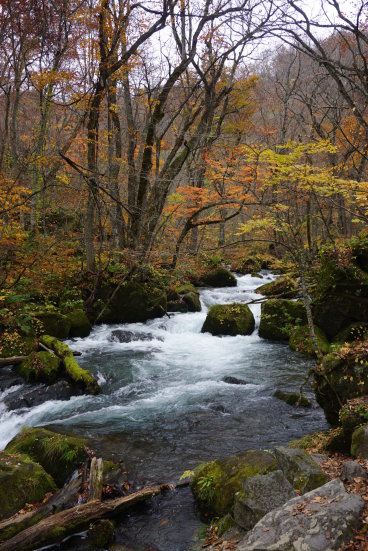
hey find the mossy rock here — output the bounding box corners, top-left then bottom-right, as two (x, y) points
(0, 451), (56, 520)
(39, 335), (100, 395)
(233, 256), (262, 275)
(5, 427), (86, 487)
(177, 283), (198, 295)
(68, 309), (92, 338)
(289, 325), (330, 357)
(274, 390), (311, 407)
(201, 303), (255, 336)
(201, 267), (237, 288)
(332, 323), (368, 345)
(216, 514), (236, 537)
(339, 397), (368, 435)
(191, 449), (277, 517)
(255, 276), (297, 298)
(88, 519), (115, 548)
(35, 311), (71, 339)
(16, 351), (61, 384)
(314, 344), (368, 425)
(259, 299), (306, 341)
(274, 447), (328, 494)
(0, 332), (37, 358)
(351, 424), (368, 458)
(324, 427), (352, 455)
(182, 291), (201, 312)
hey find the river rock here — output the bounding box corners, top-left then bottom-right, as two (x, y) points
(201, 303), (255, 336)
(191, 449), (277, 516)
(167, 299), (188, 313)
(351, 423), (368, 458)
(177, 284), (202, 312)
(274, 390), (311, 407)
(68, 309), (92, 338)
(4, 379), (82, 410)
(201, 267), (237, 287)
(237, 479), (364, 551)
(233, 470), (297, 530)
(289, 324), (330, 357)
(255, 276), (297, 298)
(0, 451), (56, 520)
(341, 460), (367, 481)
(5, 426), (86, 487)
(35, 311), (72, 339)
(259, 299), (306, 341)
(109, 330), (160, 343)
(222, 376), (247, 385)
(275, 447), (328, 493)
(15, 351), (61, 384)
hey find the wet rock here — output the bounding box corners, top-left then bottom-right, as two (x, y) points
(15, 351), (61, 384)
(201, 267), (237, 287)
(274, 389), (311, 407)
(351, 423), (368, 458)
(289, 324), (330, 357)
(259, 299), (306, 341)
(4, 379), (81, 410)
(237, 479), (364, 551)
(0, 451), (56, 520)
(275, 446), (328, 493)
(5, 426), (86, 487)
(233, 470), (297, 531)
(167, 299), (188, 313)
(201, 303), (255, 336)
(109, 330), (160, 343)
(222, 376), (247, 385)
(341, 460), (367, 481)
(191, 449), (277, 516)
(88, 519), (115, 548)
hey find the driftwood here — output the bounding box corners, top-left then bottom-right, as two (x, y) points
(0, 356), (26, 368)
(0, 475), (82, 542)
(88, 457), (103, 501)
(0, 484), (165, 551)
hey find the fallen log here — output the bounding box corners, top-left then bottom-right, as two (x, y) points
(0, 475), (82, 543)
(0, 484), (164, 551)
(0, 356), (26, 368)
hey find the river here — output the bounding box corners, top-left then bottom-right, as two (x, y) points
(0, 272), (328, 550)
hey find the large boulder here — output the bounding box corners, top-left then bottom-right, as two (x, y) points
(201, 303), (255, 336)
(255, 276), (297, 298)
(201, 267), (237, 287)
(289, 324), (330, 357)
(233, 470), (297, 530)
(351, 423), (368, 458)
(15, 351), (61, 384)
(314, 343), (368, 425)
(0, 451), (56, 520)
(259, 299), (306, 341)
(191, 450), (277, 517)
(68, 309), (92, 338)
(5, 427), (86, 487)
(35, 311), (71, 339)
(237, 479), (364, 551)
(177, 284), (201, 312)
(274, 447), (328, 494)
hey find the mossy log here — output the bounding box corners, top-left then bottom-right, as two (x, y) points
(0, 485), (166, 551)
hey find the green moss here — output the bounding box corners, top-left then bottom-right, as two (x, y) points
(191, 450), (276, 516)
(201, 303), (255, 336)
(259, 299), (306, 341)
(68, 309), (91, 338)
(183, 291), (201, 312)
(35, 311), (71, 339)
(216, 514), (235, 537)
(88, 519), (115, 548)
(274, 390), (311, 407)
(201, 267), (237, 288)
(5, 427), (86, 488)
(289, 325), (330, 357)
(351, 425), (367, 457)
(256, 276), (297, 298)
(339, 398), (368, 434)
(177, 283), (198, 295)
(0, 451), (56, 520)
(16, 351), (61, 384)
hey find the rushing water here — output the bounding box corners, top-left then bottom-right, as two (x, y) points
(0, 272), (328, 550)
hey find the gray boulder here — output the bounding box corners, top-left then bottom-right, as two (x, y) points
(233, 470), (297, 530)
(237, 479), (364, 551)
(341, 460), (367, 481)
(275, 446), (328, 493)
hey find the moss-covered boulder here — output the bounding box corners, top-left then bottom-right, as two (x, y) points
(40, 335), (100, 395)
(5, 427), (86, 487)
(201, 267), (237, 288)
(16, 351), (61, 384)
(91, 281), (167, 324)
(176, 284), (201, 312)
(332, 323), (368, 345)
(351, 423), (368, 458)
(68, 309), (92, 338)
(191, 450), (277, 517)
(35, 311), (71, 339)
(201, 303), (255, 336)
(274, 390), (311, 407)
(255, 276), (297, 298)
(274, 447), (328, 493)
(289, 325), (330, 357)
(88, 519), (115, 548)
(314, 342), (368, 425)
(233, 256), (264, 275)
(0, 451), (56, 519)
(259, 299), (306, 341)
(339, 396), (368, 436)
